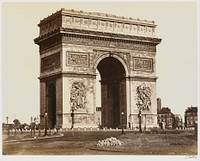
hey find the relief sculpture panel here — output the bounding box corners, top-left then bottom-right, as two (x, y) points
(133, 57), (153, 72)
(70, 82), (87, 111)
(136, 83), (152, 111)
(67, 52), (89, 67)
(63, 35), (156, 52)
(41, 52), (60, 72)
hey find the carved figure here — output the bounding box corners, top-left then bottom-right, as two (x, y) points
(136, 83), (151, 111)
(68, 53), (88, 67)
(70, 82), (86, 111)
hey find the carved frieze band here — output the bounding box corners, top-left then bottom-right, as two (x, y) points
(63, 34), (156, 52)
(63, 16), (155, 37)
(41, 52), (60, 72)
(67, 52), (89, 67)
(133, 57), (153, 72)
(39, 15), (155, 37)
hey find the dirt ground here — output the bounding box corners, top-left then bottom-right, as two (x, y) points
(2, 130), (197, 155)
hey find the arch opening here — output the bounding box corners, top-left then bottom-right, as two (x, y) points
(97, 57), (127, 128)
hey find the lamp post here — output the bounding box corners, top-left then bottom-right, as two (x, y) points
(194, 120), (197, 139)
(144, 114), (146, 131)
(121, 111), (124, 134)
(30, 116), (33, 136)
(138, 110), (142, 133)
(71, 110), (74, 129)
(33, 117), (36, 136)
(6, 117), (9, 135)
(44, 111), (48, 136)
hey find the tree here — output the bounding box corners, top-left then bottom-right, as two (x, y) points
(22, 123), (30, 130)
(13, 119), (21, 135)
(2, 123), (6, 130)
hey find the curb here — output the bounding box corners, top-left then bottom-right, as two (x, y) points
(89, 147), (125, 153)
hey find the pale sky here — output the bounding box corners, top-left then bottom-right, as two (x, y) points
(1, 1), (198, 124)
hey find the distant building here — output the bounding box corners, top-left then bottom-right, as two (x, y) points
(174, 114), (183, 129)
(157, 107), (175, 129)
(157, 98), (162, 112)
(185, 106), (198, 128)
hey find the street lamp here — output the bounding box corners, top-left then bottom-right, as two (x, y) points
(194, 120), (198, 139)
(121, 111), (124, 134)
(144, 114), (146, 131)
(6, 117), (8, 124)
(6, 117), (9, 135)
(138, 110), (142, 133)
(71, 110), (74, 129)
(44, 111), (48, 136)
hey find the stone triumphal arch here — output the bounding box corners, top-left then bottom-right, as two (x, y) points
(34, 9), (161, 129)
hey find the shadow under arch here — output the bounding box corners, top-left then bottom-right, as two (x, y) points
(47, 83), (56, 129)
(94, 53), (129, 77)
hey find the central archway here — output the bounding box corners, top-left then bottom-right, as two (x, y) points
(97, 57), (127, 128)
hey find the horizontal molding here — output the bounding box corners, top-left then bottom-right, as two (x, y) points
(39, 71), (62, 80)
(62, 72), (96, 78)
(126, 75), (158, 82)
(34, 27), (161, 46)
(39, 71), (96, 80)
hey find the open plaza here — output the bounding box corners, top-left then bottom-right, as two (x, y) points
(2, 128), (197, 155)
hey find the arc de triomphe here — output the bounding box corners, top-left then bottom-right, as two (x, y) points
(34, 9), (161, 129)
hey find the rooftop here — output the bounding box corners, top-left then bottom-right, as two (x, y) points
(39, 8), (156, 26)
(185, 106), (198, 113)
(158, 107), (173, 114)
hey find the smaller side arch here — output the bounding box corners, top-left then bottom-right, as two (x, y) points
(46, 82), (56, 129)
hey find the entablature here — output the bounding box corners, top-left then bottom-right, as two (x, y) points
(37, 8), (160, 39)
(34, 27), (161, 53)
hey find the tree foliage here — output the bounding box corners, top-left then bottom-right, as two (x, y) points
(13, 119), (21, 129)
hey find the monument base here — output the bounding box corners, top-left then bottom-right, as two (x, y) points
(62, 112), (98, 128)
(129, 114), (158, 129)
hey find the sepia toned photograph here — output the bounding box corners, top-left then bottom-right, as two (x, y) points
(1, 1), (199, 160)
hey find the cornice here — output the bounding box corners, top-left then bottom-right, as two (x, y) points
(39, 71), (62, 80)
(34, 27), (161, 46)
(37, 8), (161, 39)
(39, 8), (156, 27)
(60, 28), (161, 44)
(34, 28), (60, 44)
